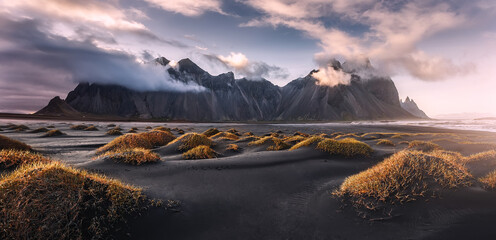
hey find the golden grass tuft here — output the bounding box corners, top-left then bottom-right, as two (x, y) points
(0, 150), (50, 169)
(84, 125), (98, 131)
(376, 139), (395, 146)
(70, 124), (87, 130)
(97, 131), (175, 155)
(202, 128), (220, 137)
(30, 127), (49, 133)
(182, 145), (217, 159)
(145, 126), (152, 129)
(97, 148), (160, 165)
(210, 132), (239, 141)
(289, 136), (324, 150)
(9, 125), (29, 132)
(293, 131), (310, 137)
(248, 136), (290, 151)
(0, 162), (151, 239)
(283, 135), (306, 144)
(244, 132), (254, 136)
(153, 126), (170, 132)
(226, 144), (239, 152)
(169, 133), (213, 152)
(407, 140), (442, 152)
(334, 150), (471, 210)
(463, 150), (496, 163)
(317, 138), (372, 157)
(106, 129), (123, 136)
(479, 170), (496, 190)
(227, 128), (239, 134)
(0, 135), (31, 151)
(42, 129), (64, 137)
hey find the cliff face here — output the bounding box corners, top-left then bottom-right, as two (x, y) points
(400, 97), (429, 119)
(48, 58), (419, 121)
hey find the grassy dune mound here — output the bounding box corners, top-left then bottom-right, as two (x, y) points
(70, 124), (87, 130)
(376, 139), (395, 146)
(97, 131), (176, 155)
(169, 133), (212, 152)
(407, 140), (442, 152)
(0, 135), (31, 151)
(42, 129), (64, 137)
(480, 170), (496, 190)
(30, 127), (49, 133)
(202, 128), (220, 137)
(226, 144), (239, 152)
(9, 125), (29, 132)
(0, 150), (50, 169)
(317, 138), (372, 157)
(334, 150), (471, 210)
(106, 129), (123, 136)
(249, 136), (290, 151)
(283, 135), (306, 145)
(97, 148), (160, 165)
(464, 150), (496, 163)
(153, 126), (170, 132)
(0, 162), (151, 239)
(84, 125), (98, 131)
(210, 132), (239, 141)
(182, 145), (217, 160)
(289, 136), (324, 150)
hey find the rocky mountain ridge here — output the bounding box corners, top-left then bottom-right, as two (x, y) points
(37, 57), (423, 121)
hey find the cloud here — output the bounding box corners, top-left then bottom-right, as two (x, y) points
(144, 0), (226, 17)
(203, 52), (289, 80)
(0, 16), (204, 113)
(241, 0), (475, 81)
(0, 0), (189, 49)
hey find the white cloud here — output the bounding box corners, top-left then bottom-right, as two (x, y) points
(144, 0), (225, 17)
(241, 0), (476, 81)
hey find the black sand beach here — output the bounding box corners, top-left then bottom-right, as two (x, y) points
(1, 120), (496, 239)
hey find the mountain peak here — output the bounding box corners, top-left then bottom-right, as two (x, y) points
(155, 57), (170, 66)
(177, 58), (205, 74)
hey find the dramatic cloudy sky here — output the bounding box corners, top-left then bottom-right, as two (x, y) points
(0, 0), (495, 117)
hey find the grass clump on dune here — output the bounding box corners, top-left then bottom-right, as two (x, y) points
(0, 135), (31, 151)
(210, 132), (239, 141)
(202, 128), (220, 137)
(480, 170), (496, 190)
(407, 140), (442, 152)
(334, 150), (472, 210)
(153, 126), (171, 132)
(42, 129), (64, 137)
(9, 125), (29, 132)
(84, 125), (98, 131)
(283, 135), (306, 144)
(0, 162), (152, 239)
(106, 129), (123, 136)
(226, 144), (239, 152)
(97, 131), (176, 155)
(464, 150), (496, 163)
(248, 136), (290, 151)
(30, 127), (49, 133)
(376, 139), (395, 146)
(170, 133), (212, 152)
(70, 124), (87, 130)
(289, 136), (324, 151)
(97, 148), (160, 165)
(182, 145), (217, 160)
(317, 138), (372, 157)
(0, 150), (50, 169)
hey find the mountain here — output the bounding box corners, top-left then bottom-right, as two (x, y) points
(37, 57), (421, 121)
(400, 97), (429, 119)
(35, 96), (83, 118)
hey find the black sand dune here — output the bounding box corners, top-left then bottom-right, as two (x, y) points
(1, 120), (496, 239)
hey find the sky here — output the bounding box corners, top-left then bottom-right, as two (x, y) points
(0, 0), (495, 117)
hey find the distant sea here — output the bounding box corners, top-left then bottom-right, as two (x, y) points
(350, 119), (496, 133)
